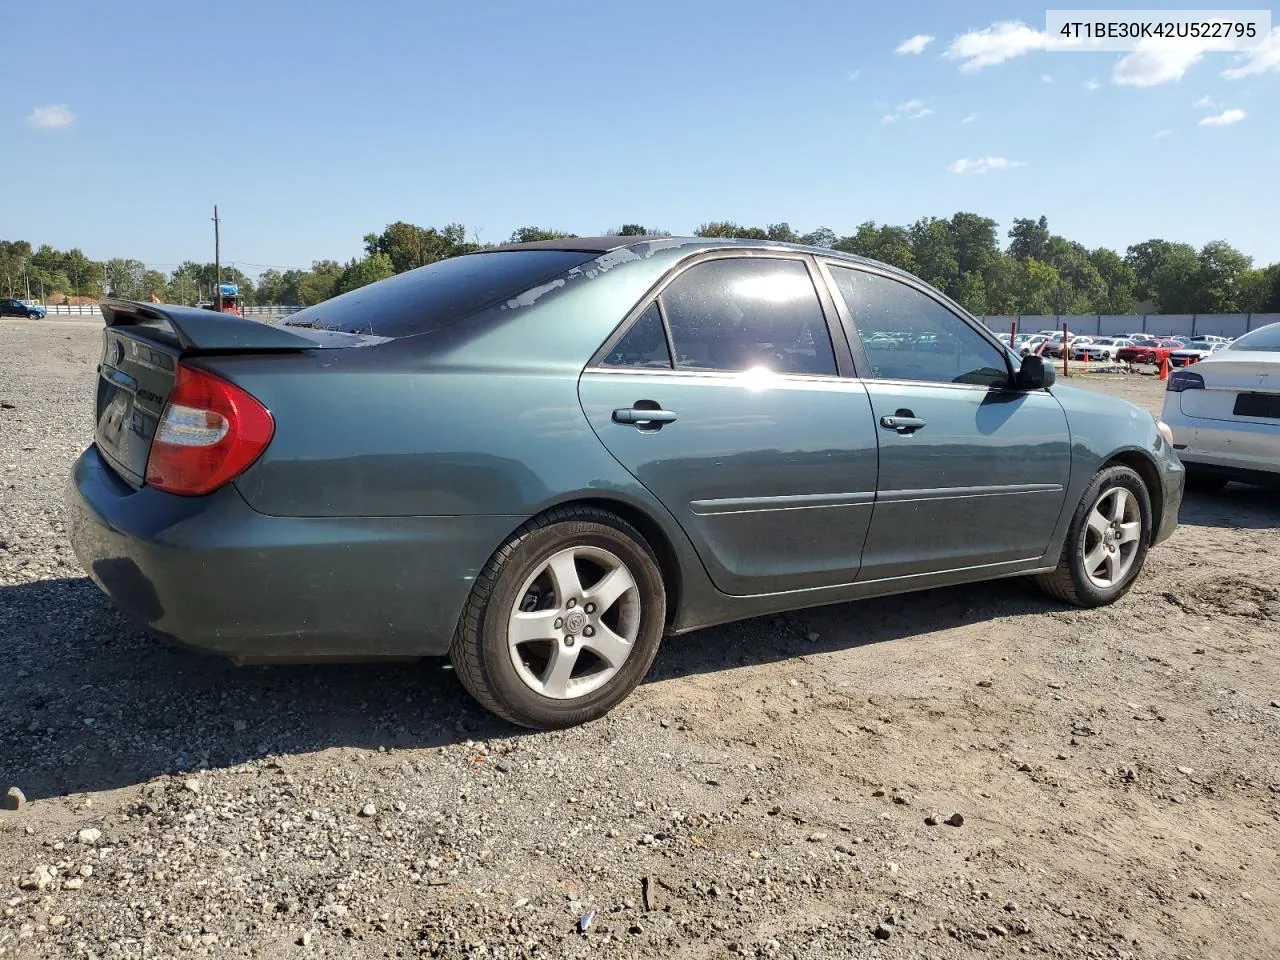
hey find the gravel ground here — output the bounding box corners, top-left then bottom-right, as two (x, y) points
(2, 318), (1278, 960)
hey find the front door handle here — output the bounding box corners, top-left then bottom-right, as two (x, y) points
(613, 406), (677, 427)
(880, 413), (927, 434)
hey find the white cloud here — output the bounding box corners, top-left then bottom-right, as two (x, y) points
(943, 21), (1048, 71)
(962, 113), (978, 123)
(1199, 108), (1246, 126)
(1193, 95), (1216, 108)
(1041, 74), (1054, 83)
(895, 34), (936, 55)
(881, 99), (934, 123)
(1152, 129), (1175, 139)
(848, 69), (862, 81)
(1084, 77), (1101, 90)
(1222, 27), (1280, 78)
(27, 104), (76, 129)
(1112, 39), (1208, 86)
(948, 156), (1026, 174)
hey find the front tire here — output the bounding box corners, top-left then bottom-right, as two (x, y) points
(449, 505), (667, 729)
(1036, 465), (1152, 608)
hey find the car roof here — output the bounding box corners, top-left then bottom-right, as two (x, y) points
(476, 235), (918, 280)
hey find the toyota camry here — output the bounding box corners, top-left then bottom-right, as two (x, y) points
(67, 236), (1185, 729)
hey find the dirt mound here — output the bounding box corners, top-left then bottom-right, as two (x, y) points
(1172, 576), (1280, 620)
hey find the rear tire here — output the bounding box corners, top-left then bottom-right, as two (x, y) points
(1185, 470), (1228, 494)
(449, 505), (667, 730)
(1036, 465), (1152, 608)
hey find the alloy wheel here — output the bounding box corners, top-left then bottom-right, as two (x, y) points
(1081, 486), (1142, 588)
(507, 546), (641, 700)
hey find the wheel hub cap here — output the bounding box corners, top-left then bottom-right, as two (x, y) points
(506, 545), (642, 701)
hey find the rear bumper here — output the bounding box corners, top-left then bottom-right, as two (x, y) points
(1162, 405), (1280, 480)
(65, 445), (521, 660)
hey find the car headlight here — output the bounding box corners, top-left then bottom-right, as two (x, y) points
(1155, 419), (1174, 446)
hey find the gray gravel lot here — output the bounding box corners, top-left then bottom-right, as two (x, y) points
(2, 318), (1278, 960)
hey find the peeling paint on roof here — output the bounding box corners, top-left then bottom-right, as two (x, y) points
(504, 277), (566, 310)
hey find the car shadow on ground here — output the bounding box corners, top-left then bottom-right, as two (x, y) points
(1177, 486), (1280, 530)
(1, 575), (1061, 801)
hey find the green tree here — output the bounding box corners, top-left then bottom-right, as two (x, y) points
(508, 227), (577, 244)
(799, 227), (837, 248)
(908, 217), (960, 295)
(335, 252), (395, 295)
(1124, 239), (1198, 310)
(1008, 216), (1050, 262)
(1192, 240), (1252, 313)
(363, 222), (477, 273)
(694, 221), (769, 239)
(295, 260), (343, 305)
(1013, 258), (1063, 316)
(1240, 264), (1280, 312)
(949, 212), (1000, 277)
(1087, 248), (1138, 313)
(254, 269), (285, 304)
(953, 271), (988, 315)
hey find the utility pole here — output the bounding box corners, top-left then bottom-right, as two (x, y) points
(212, 204), (222, 311)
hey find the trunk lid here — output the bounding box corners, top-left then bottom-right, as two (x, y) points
(1176, 353), (1280, 422)
(93, 299), (389, 487)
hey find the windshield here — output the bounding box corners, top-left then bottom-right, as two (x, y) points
(283, 250), (599, 337)
(1228, 323), (1280, 352)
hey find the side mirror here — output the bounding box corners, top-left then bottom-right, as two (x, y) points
(1016, 353), (1055, 390)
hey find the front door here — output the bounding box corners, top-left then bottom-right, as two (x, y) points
(821, 261), (1072, 581)
(579, 254), (880, 595)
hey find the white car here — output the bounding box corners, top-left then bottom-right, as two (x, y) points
(1168, 341), (1227, 368)
(1161, 322), (1280, 492)
(1070, 337), (1132, 361)
(1012, 334), (1050, 357)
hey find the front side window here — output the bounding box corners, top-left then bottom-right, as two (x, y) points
(658, 258), (837, 376)
(827, 265), (1010, 387)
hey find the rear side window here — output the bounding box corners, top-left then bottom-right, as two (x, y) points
(283, 250), (598, 338)
(603, 303), (673, 368)
(658, 258), (837, 376)
(1230, 324), (1280, 352)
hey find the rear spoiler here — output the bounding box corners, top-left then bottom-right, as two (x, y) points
(100, 299), (331, 352)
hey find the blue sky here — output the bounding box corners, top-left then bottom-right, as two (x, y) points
(3, 0), (1277, 275)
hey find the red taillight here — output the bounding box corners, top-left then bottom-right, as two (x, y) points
(145, 364), (274, 496)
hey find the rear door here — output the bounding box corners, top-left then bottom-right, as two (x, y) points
(819, 260), (1071, 581)
(578, 252), (880, 595)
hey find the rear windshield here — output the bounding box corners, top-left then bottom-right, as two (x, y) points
(283, 250), (598, 338)
(1229, 324), (1280, 352)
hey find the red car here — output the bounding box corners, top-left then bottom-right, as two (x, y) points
(1116, 338), (1182, 365)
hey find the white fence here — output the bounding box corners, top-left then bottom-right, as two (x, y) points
(979, 314), (1280, 339)
(40, 304), (302, 318)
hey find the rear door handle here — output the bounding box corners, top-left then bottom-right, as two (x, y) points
(613, 406), (677, 426)
(880, 414), (927, 434)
